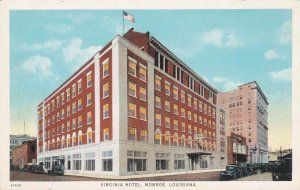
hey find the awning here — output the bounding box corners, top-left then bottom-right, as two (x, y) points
(187, 152), (212, 157)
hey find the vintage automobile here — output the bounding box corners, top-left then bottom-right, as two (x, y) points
(48, 164), (64, 176)
(220, 165), (242, 180)
(30, 164), (45, 174)
(272, 158), (292, 181)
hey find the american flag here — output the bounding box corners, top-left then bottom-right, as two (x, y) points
(123, 11), (135, 23)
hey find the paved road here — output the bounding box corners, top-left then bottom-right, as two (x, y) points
(10, 171), (220, 181)
(237, 172), (272, 181)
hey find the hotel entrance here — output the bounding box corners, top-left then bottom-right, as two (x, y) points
(187, 152), (212, 170)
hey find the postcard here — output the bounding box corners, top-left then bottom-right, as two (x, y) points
(0, 0), (299, 190)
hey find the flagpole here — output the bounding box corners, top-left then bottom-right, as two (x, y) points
(122, 11), (124, 35)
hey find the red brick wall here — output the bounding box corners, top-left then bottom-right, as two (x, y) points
(12, 140), (36, 167)
(100, 50), (113, 141)
(127, 50), (148, 141)
(124, 29), (150, 53)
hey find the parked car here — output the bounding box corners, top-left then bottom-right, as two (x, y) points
(220, 165), (242, 180)
(272, 158), (292, 181)
(48, 164), (64, 176)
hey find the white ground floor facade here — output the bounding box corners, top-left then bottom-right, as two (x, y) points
(248, 143), (268, 164)
(37, 140), (227, 176)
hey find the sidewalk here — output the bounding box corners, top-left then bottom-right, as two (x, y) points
(65, 168), (224, 180)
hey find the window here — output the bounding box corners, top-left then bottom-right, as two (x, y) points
(87, 111), (92, 124)
(165, 101), (170, 112)
(57, 112), (60, 121)
(127, 150), (147, 172)
(173, 120), (178, 130)
(103, 128), (109, 141)
(173, 135), (178, 146)
(66, 89), (70, 101)
(72, 84), (76, 97)
(156, 153), (169, 170)
(174, 154), (185, 169)
(129, 127), (136, 141)
(181, 108), (185, 118)
(102, 151), (113, 171)
(155, 96), (161, 108)
(165, 133), (170, 146)
(188, 125), (192, 134)
(85, 153), (95, 171)
(73, 154), (81, 170)
(181, 123), (185, 132)
(72, 118), (76, 129)
(212, 109), (216, 118)
(139, 65), (147, 81)
(103, 104), (109, 119)
(61, 124), (65, 133)
(165, 82), (170, 95)
(78, 99), (82, 110)
(155, 76), (161, 91)
(188, 95), (192, 107)
(78, 133), (83, 145)
(140, 106), (147, 121)
(181, 91), (185, 103)
(128, 59), (137, 77)
(87, 93), (92, 106)
(128, 82), (136, 97)
(199, 101), (203, 112)
(87, 72), (92, 88)
(155, 133), (161, 145)
(78, 116), (82, 128)
(72, 135), (77, 146)
(103, 59), (109, 78)
(128, 103), (136, 118)
(51, 101), (55, 111)
(103, 83), (109, 98)
(155, 114), (161, 126)
(199, 115), (202, 124)
(188, 111), (192, 120)
(77, 80), (82, 94)
(192, 114), (197, 123)
(204, 104), (207, 114)
(67, 106), (70, 116)
(193, 98), (198, 110)
(52, 115), (55, 124)
(173, 104), (178, 115)
(56, 96), (60, 108)
(61, 109), (65, 119)
(71, 103), (76, 114)
(139, 87), (147, 101)
(173, 87), (178, 100)
(87, 128), (93, 144)
(165, 117), (170, 128)
(208, 106), (211, 116)
(67, 121), (70, 131)
(140, 130), (147, 142)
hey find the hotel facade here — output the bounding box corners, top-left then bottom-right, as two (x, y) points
(218, 82), (268, 163)
(37, 29), (226, 176)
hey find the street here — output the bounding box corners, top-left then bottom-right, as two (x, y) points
(10, 171), (272, 181)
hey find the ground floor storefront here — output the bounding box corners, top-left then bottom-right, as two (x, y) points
(37, 141), (226, 176)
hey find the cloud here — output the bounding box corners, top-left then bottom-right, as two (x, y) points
(46, 23), (73, 33)
(201, 29), (242, 48)
(277, 21), (291, 45)
(270, 68), (291, 82)
(61, 38), (102, 70)
(66, 14), (96, 24)
(20, 40), (63, 51)
(21, 55), (53, 78)
(264, 49), (283, 60)
(212, 76), (243, 91)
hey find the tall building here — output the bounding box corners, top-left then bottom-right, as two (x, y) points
(218, 81), (268, 163)
(37, 29), (225, 176)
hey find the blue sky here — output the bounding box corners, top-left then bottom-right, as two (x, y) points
(10, 10), (292, 150)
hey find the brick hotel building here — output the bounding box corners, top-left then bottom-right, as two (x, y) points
(37, 29), (226, 176)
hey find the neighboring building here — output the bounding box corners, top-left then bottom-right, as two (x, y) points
(227, 132), (247, 165)
(218, 81), (269, 163)
(11, 139), (37, 168)
(37, 29), (226, 176)
(10, 134), (35, 150)
(10, 134), (36, 165)
(216, 106), (227, 168)
(268, 149), (292, 164)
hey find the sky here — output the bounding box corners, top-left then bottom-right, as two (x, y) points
(10, 10), (292, 150)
